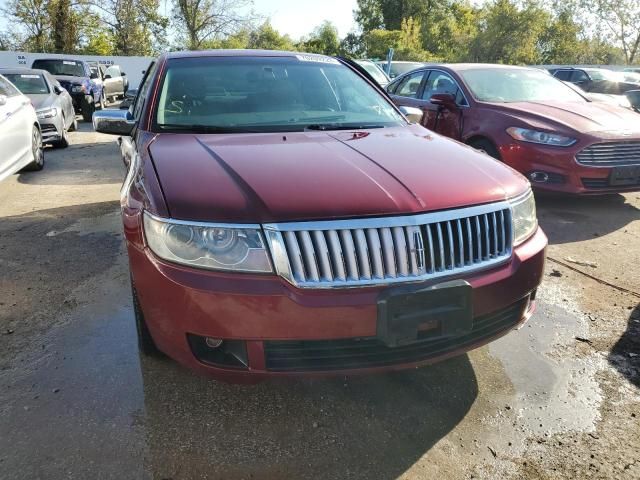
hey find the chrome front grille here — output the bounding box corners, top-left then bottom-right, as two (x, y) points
(264, 202), (513, 288)
(576, 142), (640, 167)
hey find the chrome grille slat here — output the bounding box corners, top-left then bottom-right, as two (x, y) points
(365, 228), (384, 279)
(326, 230), (346, 281)
(436, 223), (445, 271)
(380, 228), (396, 278)
(392, 227), (409, 276)
(456, 219), (464, 267)
(354, 229), (372, 280)
(266, 202), (514, 288)
(576, 142), (640, 167)
(339, 229), (359, 280)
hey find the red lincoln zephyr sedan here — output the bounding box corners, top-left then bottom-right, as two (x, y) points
(387, 64), (640, 194)
(94, 51), (546, 382)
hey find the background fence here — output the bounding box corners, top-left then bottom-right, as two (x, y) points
(0, 51), (152, 88)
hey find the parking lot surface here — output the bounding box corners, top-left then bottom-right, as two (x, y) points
(0, 120), (638, 479)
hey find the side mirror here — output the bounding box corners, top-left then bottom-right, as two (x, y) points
(626, 90), (640, 109)
(121, 72), (127, 76)
(430, 93), (458, 110)
(90, 72), (99, 80)
(53, 85), (63, 95)
(104, 74), (112, 79)
(399, 105), (423, 124)
(0, 94), (6, 106)
(93, 109), (135, 136)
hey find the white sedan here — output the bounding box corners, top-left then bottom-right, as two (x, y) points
(0, 74), (44, 183)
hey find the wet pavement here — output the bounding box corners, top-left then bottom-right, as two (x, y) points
(0, 120), (638, 479)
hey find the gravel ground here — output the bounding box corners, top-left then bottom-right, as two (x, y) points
(0, 119), (638, 479)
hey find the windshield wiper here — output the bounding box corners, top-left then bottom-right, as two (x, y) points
(305, 123), (386, 131)
(156, 123), (261, 133)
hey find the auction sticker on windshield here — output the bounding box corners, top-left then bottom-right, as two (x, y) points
(295, 54), (340, 64)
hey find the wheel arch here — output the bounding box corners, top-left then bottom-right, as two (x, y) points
(465, 135), (502, 159)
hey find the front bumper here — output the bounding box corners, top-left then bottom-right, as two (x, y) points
(129, 224), (547, 382)
(499, 141), (640, 194)
(38, 120), (62, 144)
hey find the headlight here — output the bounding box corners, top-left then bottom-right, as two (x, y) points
(509, 189), (537, 246)
(71, 85), (85, 93)
(36, 107), (57, 119)
(143, 212), (273, 273)
(506, 127), (576, 147)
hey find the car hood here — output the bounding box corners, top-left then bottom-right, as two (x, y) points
(27, 93), (55, 110)
(54, 75), (85, 84)
(148, 125), (529, 223)
(485, 100), (640, 137)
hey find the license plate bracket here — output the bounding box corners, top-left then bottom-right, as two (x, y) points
(609, 165), (640, 186)
(377, 280), (473, 348)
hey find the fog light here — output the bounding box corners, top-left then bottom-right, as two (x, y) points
(205, 337), (223, 348)
(529, 171), (549, 183)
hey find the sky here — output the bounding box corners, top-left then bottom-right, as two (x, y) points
(0, 0), (360, 42)
(247, 0), (359, 39)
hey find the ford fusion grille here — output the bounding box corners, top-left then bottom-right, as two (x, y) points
(576, 142), (640, 167)
(264, 202), (513, 288)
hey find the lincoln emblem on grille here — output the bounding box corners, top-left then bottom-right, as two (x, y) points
(413, 229), (426, 270)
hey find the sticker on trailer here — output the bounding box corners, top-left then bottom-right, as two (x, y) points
(295, 54), (339, 64)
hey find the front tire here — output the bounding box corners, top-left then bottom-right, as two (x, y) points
(132, 279), (162, 357)
(81, 95), (95, 122)
(22, 125), (44, 171)
(54, 122), (69, 148)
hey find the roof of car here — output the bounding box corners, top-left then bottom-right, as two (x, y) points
(430, 63), (536, 71)
(0, 67), (50, 76)
(163, 49), (328, 60)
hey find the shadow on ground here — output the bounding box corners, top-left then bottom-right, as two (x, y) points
(609, 303), (640, 389)
(139, 353), (478, 480)
(536, 192), (640, 245)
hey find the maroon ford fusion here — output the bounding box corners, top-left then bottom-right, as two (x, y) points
(94, 50), (546, 382)
(387, 64), (640, 194)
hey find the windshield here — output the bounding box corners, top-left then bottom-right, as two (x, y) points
(460, 68), (586, 103)
(586, 69), (624, 82)
(355, 61), (389, 84)
(380, 62), (425, 78)
(155, 56), (405, 133)
(2, 73), (49, 94)
(32, 59), (85, 77)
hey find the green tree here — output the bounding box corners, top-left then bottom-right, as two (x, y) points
(247, 21), (296, 50)
(339, 32), (366, 57)
(91, 0), (168, 55)
(300, 21), (341, 55)
(364, 17), (432, 61)
(173, 0), (254, 50)
(469, 0), (549, 64)
(2, 0), (52, 52)
(538, 9), (582, 64)
(584, 0), (640, 64)
(49, 0), (79, 53)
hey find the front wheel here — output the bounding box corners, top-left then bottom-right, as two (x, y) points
(22, 125), (44, 171)
(54, 121), (69, 148)
(81, 96), (95, 122)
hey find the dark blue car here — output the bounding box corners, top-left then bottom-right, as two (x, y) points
(31, 58), (105, 122)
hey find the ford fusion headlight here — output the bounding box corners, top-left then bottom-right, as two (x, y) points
(506, 127), (576, 147)
(143, 212), (272, 273)
(36, 107), (58, 119)
(509, 189), (537, 246)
